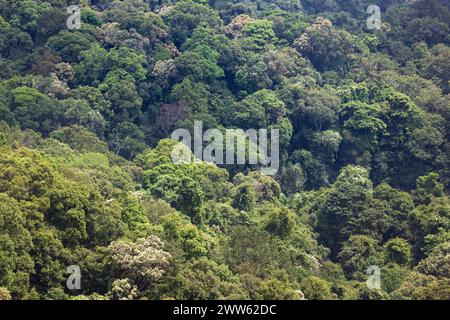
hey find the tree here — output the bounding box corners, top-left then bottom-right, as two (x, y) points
(174, 257), (247, 300)
(224, 226), (277, 277)
(7, 0), (50, 36)
(339, 101), (386, 139)
(424, 44), (450, 93)
(416, 242), (450, 278)
(406, 124), (444, 162)
(105, 47), (148, 81)
(29, 228), (65, 293)
(46, 178), (88, 247)
(30, 50), (60, 76)
(233, 89), (287, 129)
(251, 276), (304, 300)
(109, 121), (147, 159)
(291, 149), (329, 189)
(0, 287), (11, 300)
(10, 86), (61, 135)
(170, 78), (210, 114)
(406, 17), (449, 47)
(47, 31), (95, 63)
(232, 183), (256, 212)
(412, 196), (450, 254)
(0, 193), (34, 299)
(159, 212), (209, 259)
(108, 278), (139, 300)
(337, 235), (382, 278)
(35, 7), (66, 44)
(263, 205), (296, 239)
(316, 166), (373, 253)
(372, 183), (415, 241)
(99, 70), (143, 123)
(310, 130), (342, 161)
(223, 14), (254, 39)
(108, 235), (171, 290)
(162, 0), (222, 46)
(149, 174), (205, 218)
(105, 0), (148, 29)
(383, 238), (412, 266)
(413, 173), (444, 205)
(74, 44), (108, 85)
(296, 87), (340, 131)
(0, 26), (33, 59)
(240, 19), (276, 50)
(380, 264), (410, 294)
(156, 101), (189, 135)
(235, 53), (273, 93)
(175, 50), (224, 82)
(69, 86), (112, 115)
(85, 192), (128, 246)
(49, 126), (108, 154)
(0, 147), (55, 200)
(294, 17), (357, 74)
(301, 276), (334, 300)
(391, 272), (450, 300)
(278, 162), (305, 195)
(371, 88), (426, 188)
(95, 22), (149, 54)
(376, 88), (423, 148)
(60, 98), (106, 135)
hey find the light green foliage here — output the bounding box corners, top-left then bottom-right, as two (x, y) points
(241, 19), (276, 49)
(391, 272), (450, 300)
(0, 193), (34, 298)
(175, 49), (224, 82)
(99, 70), (143, 123)
(301, 276), (334, 300)
(413, 172), (444, 204)
(416, 242), (450, 278)
(262, 204), (296, 239)
(383, 238), (412, 266)
(233, 89), (287, 129)
(50, 126), (109, 154)
(174, 257), (248, 300)
(232, 183), (256, 212)
(105, 47), (148, 81)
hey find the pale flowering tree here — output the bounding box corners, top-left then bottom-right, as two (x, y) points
(223, 14), (255, 39)
(0, 287), (11, 300)
(107, 235), (171, 292)
(108, 279), (140, 300)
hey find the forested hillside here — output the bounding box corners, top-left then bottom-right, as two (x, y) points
(0, 0), (449, 300)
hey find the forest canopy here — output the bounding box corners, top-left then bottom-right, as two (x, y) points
(0, 0), (449, 300)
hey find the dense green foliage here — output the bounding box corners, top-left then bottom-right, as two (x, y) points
(0, 0), (449, 300)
